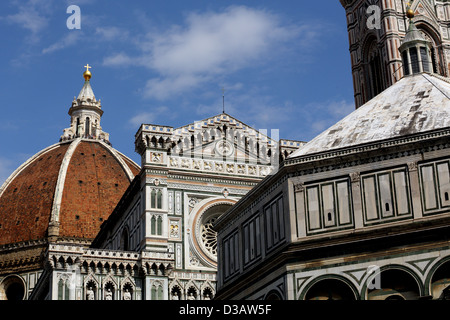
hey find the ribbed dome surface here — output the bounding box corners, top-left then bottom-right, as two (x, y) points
(0, 139), (140, 246)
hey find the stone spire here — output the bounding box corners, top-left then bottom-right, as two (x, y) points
(60, 65), (110, 143)
(399, 8), (433, 76)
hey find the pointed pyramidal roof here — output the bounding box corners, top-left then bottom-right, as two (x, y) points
(77, 79), (96, 100)
(77, 63), (96, 101)
(289, 73), (450, 159)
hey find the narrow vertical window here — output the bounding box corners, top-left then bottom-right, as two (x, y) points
(322, 184), (336, 227)
(363, 176), (379, 221)
(249, 220), (255, 260)
(151, 216), (156, 235)
(410, 47), (419, 73)
(265, 207), (272, 248)
(157, 190), (163, 209)
(278, 198), (285, 239)
(151, 286), (157, 300)
(151, 189), (156, 208)
(255, 216), (261, 256)
(224, 240), (229, 277)
(437, 162), (450, 207)
(158, 286), (163, 300)
(378, 173), (393, 218)
(243, 224), (249, 264)
(234, 233), (239, 272)
(402, 51), (410, 75)
(337, 181), (351, 225)
(271, 202), (279, 243)
(157, 216), (163, 235)
(307, 187), (321, 230)
(76, 117), (80, 136)
(393, 171), (410, 215)
(85, 117), (90, 136)
(420, 47), (430, 73)
(421, 165), (438, 210)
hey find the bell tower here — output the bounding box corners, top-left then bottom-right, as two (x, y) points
(340, 0), (450, 108)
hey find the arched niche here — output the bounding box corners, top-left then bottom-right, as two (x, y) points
(365, 267), (422, 300)
(303, 277), (357, 301)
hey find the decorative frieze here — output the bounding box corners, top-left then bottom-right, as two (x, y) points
(167, 156), (274, 178)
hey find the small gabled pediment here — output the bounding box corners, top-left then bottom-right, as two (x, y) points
(412, 0), (439, 22)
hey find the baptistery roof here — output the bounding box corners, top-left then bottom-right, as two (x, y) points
(289, 73), (450, 158)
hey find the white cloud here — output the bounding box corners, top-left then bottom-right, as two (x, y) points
(195, 85), (295, 131)
(103, 53), (139, 67)
(297, 99), (355, 139)
(42, 31), (82, 54)
(2, 0), (53, 43)
(103, 6), (306, 100)
(95, 26), (129, 41)
(128, 106), (170, 128)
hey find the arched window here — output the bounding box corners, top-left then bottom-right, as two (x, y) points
(151, 216), (156, 235)
(156, 190), (163, 209)
(151, 189), (156, 208)
(151, 283), (164, 300)
(85, 117), (90, 136)
(58, 279), (70, 300)
(151, 189), (163, 209)
(157, 216), (163, 235)
(76, 117), (80, 136)
(409, 47), (420, 73)
(417, 24), (447, 77)
(364, 39), (385, 101)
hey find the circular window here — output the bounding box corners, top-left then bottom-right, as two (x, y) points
(191, 200), (235, 266)
(215, 140), (234, 157)
(200, 216), (218, 256)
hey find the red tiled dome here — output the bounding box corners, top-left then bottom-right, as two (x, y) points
(0, 139), (140, 246)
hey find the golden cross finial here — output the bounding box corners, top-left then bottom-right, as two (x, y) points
(83, 64), (92, 81)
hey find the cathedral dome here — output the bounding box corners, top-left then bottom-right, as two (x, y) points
(0, 66), (140, 246)
(0, 139), (140, 246)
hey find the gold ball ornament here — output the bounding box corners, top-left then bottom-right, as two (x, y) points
(406, 9), (415, 19)
(83, 70), (92, 81)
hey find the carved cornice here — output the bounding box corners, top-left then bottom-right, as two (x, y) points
(46, 244), (174, 275)
(285, 129), (450, 167)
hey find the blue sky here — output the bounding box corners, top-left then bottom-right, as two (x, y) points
(0, 0), (355, 185)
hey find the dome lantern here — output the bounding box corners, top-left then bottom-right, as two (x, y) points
(399, 8), (433, 76)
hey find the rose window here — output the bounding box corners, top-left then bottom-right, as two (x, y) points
(192, 202), (234, 265)
(200, 216), (218, 256)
